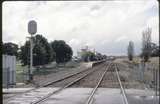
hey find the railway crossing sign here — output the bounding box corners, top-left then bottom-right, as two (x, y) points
(28, 20), (37, 35)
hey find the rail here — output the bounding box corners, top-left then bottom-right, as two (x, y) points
(115, 63), (129, 104)
(4, 61), (105, 101)
(86, 62), (112, 104)
(31, 63), (106, 104)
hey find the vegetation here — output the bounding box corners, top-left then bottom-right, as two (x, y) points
(81, 51), (96, 62)
(50, 40), (73, 64)
(19, 34), (55, 66)
(150, 42), (159, 57)
(81, 51), (106, 62)
(141, 27), (152, 62)
(3, 35), (73, 67)
(127, 41), (134, 61)
(16, 64), (28, 83)
(3, 35), (108, 67)
(96, 53), (104, 60)
(140, 27), (159, 60)
(2, 42), (19, 57)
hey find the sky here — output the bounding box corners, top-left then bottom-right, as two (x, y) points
(2, 0), (159, 56)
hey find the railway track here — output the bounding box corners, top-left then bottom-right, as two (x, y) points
(115, 63), (128, 104)
(4, 62), (104, 98)
(31, 62), (107, 104)
(70, 62), (109, 87)
(4, 62), (107, 104)
(99, 63), (122, 88)
(4, 62), (129, 104)
(31, 62), (109, 104)
(46, 63), (107, 87)
(85, 62), (112, 104)
(85, 62), (129, 104)
(30, 62), (112, 104)
(43, 60), (105, 87)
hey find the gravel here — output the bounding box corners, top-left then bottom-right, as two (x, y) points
(69, 61), (147, 89)
(71, 63), (107, 88)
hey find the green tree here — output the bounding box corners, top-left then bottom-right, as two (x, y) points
(2, 42), (19, 57)
(81, 51), (96, 62)
(89, 52), (96, 61)
(19, 35), (55, 66)
(50, 40), (73, 64)
(34, 35), (55, 64)
(19, 41), (30, 66)
(127, 41), (134, 61)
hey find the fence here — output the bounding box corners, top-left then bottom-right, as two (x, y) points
(3, 55), (16, 88)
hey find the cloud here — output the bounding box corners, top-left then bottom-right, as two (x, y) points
(2, 0), (159, 56)
(115, 36), (128, 43)
(68, 38), (81, 46)
(147, 16), (159, 44)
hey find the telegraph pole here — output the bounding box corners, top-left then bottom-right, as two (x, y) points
(28, 20), (37, 81)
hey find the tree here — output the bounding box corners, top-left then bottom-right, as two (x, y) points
(102, 55), (107, 59)
(141, 27), (152, 62)
(35, 35), (55, 63)
(2, 42), (19, 57)
(150, 42), (159, 57)
(127, 41), (134, 61)
(19, 41), (30, 66)
(50, 40), (73, 64)
(96, 53), (103, 60)
(89, 52), (96, 61)
(19, 35), (55, 66)
(81, 51), (96, 62)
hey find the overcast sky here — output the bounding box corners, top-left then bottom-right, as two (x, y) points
(2, 0), (159, 56)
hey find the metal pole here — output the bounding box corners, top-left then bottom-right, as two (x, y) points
(155, 69), (157, 96)
(30, 35), (33, 81)
(28, 20), (37, 81)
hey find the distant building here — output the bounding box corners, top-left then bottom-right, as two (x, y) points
(77, 45), (92, 61)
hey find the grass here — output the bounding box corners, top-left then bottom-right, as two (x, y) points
(33, 68), (57, 75)
(16, 64), (28, 83)
(115, 56), (159, 89)
(33, 61), (80, 75)
(118, 56), (159, 67)
(15, 61), (81, 83)
(132, 57), (159, 70)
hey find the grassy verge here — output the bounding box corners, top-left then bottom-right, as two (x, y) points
(33, 61), (80, 75)
(116, 57), (159, 89)
(16, 64), (28, 83)
(15, 61), (81, 82)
